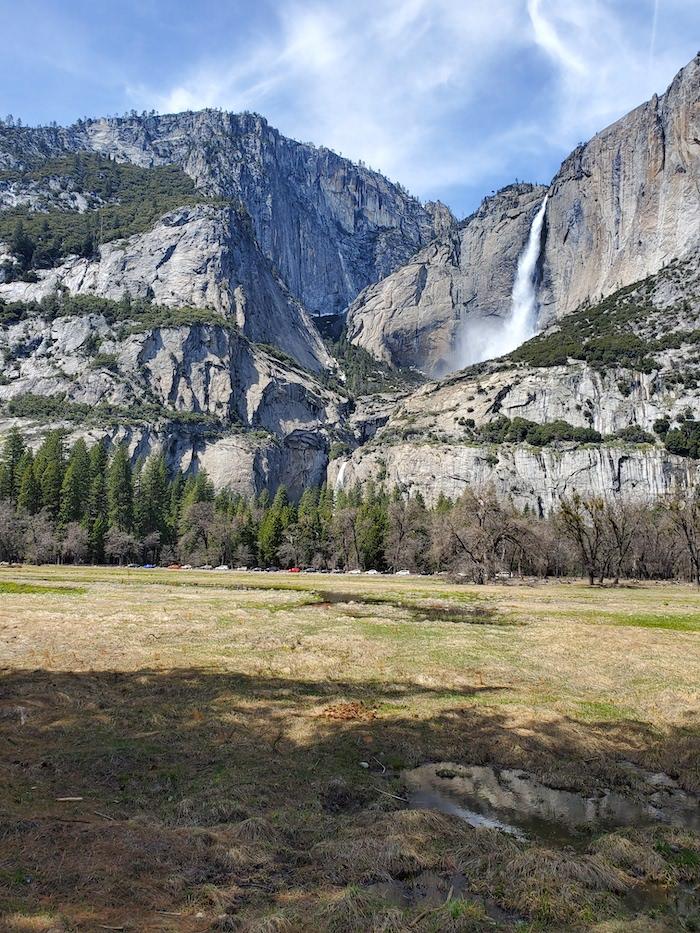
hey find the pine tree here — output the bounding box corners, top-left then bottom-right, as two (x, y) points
(107, 445), (133, 531)
(137, 454), (170, 538)
(297, 487), (320, 565)
(258, 509), (283, 565)
(59, 439), (91, 527)
(34, 431), (65, 520)
(0, 427), (26, 502)
(17, 452), (40, 514)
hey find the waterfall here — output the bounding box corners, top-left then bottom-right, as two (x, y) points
(505, 194), (548, 351)
(334, 459), (348, 493)
(460, 195), (548, 365)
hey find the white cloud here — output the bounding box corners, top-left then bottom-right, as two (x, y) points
(126, 0), (699, 212)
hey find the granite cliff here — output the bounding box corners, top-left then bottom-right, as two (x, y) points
(346, 54), (700, 376)
(0, 54), (699, 509)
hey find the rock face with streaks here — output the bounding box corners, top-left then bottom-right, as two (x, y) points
(328, 441), (697, 514)
(0, 311), (350, 499)
(540, 52), (700, 322)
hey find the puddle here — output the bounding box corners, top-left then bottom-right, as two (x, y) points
(311, 591), (505, 625)
(366, 871), (517, 923)
(624, 880), (699, 922)
(403, 763), (700, 845)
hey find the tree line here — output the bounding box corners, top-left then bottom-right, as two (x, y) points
(0, 426), (699, 583)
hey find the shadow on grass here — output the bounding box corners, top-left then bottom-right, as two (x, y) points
(1, 667), (698, 931)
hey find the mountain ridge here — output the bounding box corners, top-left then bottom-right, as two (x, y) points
(0, 53), (698, 508)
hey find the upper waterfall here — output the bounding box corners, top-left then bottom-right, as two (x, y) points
(459, 195), (548, 366)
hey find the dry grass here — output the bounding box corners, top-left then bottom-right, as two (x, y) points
(0, 566), (698, 930)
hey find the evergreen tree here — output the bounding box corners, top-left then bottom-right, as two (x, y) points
(137, 454), (170, 538)
(59, 439), (91, 527)
(297, 487), (321, 565)
(17, 451), (40, 514)
(0, 427), (26, 502)
(34, 431), (65, 519)
(86, 441), (108, 561)
(107, 445), (133, 531)
(258, 508), (283, 565)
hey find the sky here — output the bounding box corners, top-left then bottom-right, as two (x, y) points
(1, 0), (698, 217)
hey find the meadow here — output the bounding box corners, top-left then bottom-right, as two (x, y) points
(0, 567), (698, 932)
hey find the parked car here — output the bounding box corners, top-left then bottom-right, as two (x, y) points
(288, 567), (301, 573)
(395, 569), (411, 576)
(215, 565), (229, 571)
(235, 566), (248, 572)
(200, 564), (214, 570)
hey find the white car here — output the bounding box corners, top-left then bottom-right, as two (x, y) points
(365, 569), (380, 575)
(347, 568), (362, 575)
(395, 570), (411, 576)
(215, 564), (229, 571)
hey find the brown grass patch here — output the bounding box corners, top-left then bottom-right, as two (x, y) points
(321, 701), (377, 722)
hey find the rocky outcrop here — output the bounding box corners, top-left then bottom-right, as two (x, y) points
(379, 359), (700, 440)
(0, 111), (451, 316)
(0, 314), (346, 427)
(540, 53), (700, 322)
(0, 205), (333, 373)
(329, 441), (697, 513)
(345, 184), (546, 375)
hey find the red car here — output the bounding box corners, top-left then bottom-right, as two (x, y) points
(288, 567), (301, 573)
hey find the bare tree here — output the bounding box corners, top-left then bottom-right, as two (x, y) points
(25, 511), (59, 565)
(61, 522), (88, 564)
(333, 505), (360, 569)
(0, 501), (26, 562)
(442, 487), (525, 583)
(601, 499), (644, 585)
(556, 495), (608, 585)
(104, 528), (138, 566)
(385, 499), (427, 572)
(179, 502), (215, 559)
(666, 491), (700, 585)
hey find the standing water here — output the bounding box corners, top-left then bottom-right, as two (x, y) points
(461, 195), (548, 365)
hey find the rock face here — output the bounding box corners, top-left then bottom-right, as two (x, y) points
(0, 111), (450, 317)
(540, 53), (700, 321)
(329, 441), (696, 514)
(0, 311), (350, 499)
(0, 205), (332, 373)
(346, 54), (700, 374)
(345, 184), (547, 375)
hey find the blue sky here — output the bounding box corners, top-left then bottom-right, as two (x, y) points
(2, 0), (698, 216)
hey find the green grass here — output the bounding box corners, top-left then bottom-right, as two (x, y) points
(0, 580), (85, 596)
(612, 613), (700, 632)
(575, 700), (633, 722)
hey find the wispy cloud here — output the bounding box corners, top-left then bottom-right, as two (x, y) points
(119, 0), (700, 213)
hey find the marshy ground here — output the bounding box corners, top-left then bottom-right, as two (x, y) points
(0, 568), (698, 931)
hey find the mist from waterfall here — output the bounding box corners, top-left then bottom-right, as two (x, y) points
(459, 195), (548, 367)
